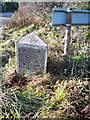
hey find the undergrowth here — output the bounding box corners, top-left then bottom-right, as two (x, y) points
(0, 2), (90, 120)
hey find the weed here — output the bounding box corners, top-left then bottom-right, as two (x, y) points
(55, 87), (65, 103)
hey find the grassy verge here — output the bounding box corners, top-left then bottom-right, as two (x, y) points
(0, 5), (90, 118)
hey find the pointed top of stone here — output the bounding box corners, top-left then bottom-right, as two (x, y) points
(17, 32), (47, 47)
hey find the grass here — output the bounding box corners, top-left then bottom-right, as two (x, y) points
(0, 87), (21, 119)
(1, 7), (90, 119)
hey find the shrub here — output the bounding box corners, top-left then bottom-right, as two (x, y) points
(6, 2), (53, 29)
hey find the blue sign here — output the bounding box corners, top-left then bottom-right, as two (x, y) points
(52, 8), (90, 26)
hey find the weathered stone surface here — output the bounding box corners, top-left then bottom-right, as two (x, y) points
(15, 32), (48, 74)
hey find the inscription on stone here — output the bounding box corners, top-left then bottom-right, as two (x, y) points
(15, 32), (48, 74)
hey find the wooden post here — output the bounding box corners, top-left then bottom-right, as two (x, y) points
(64, 8), (72, 55)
